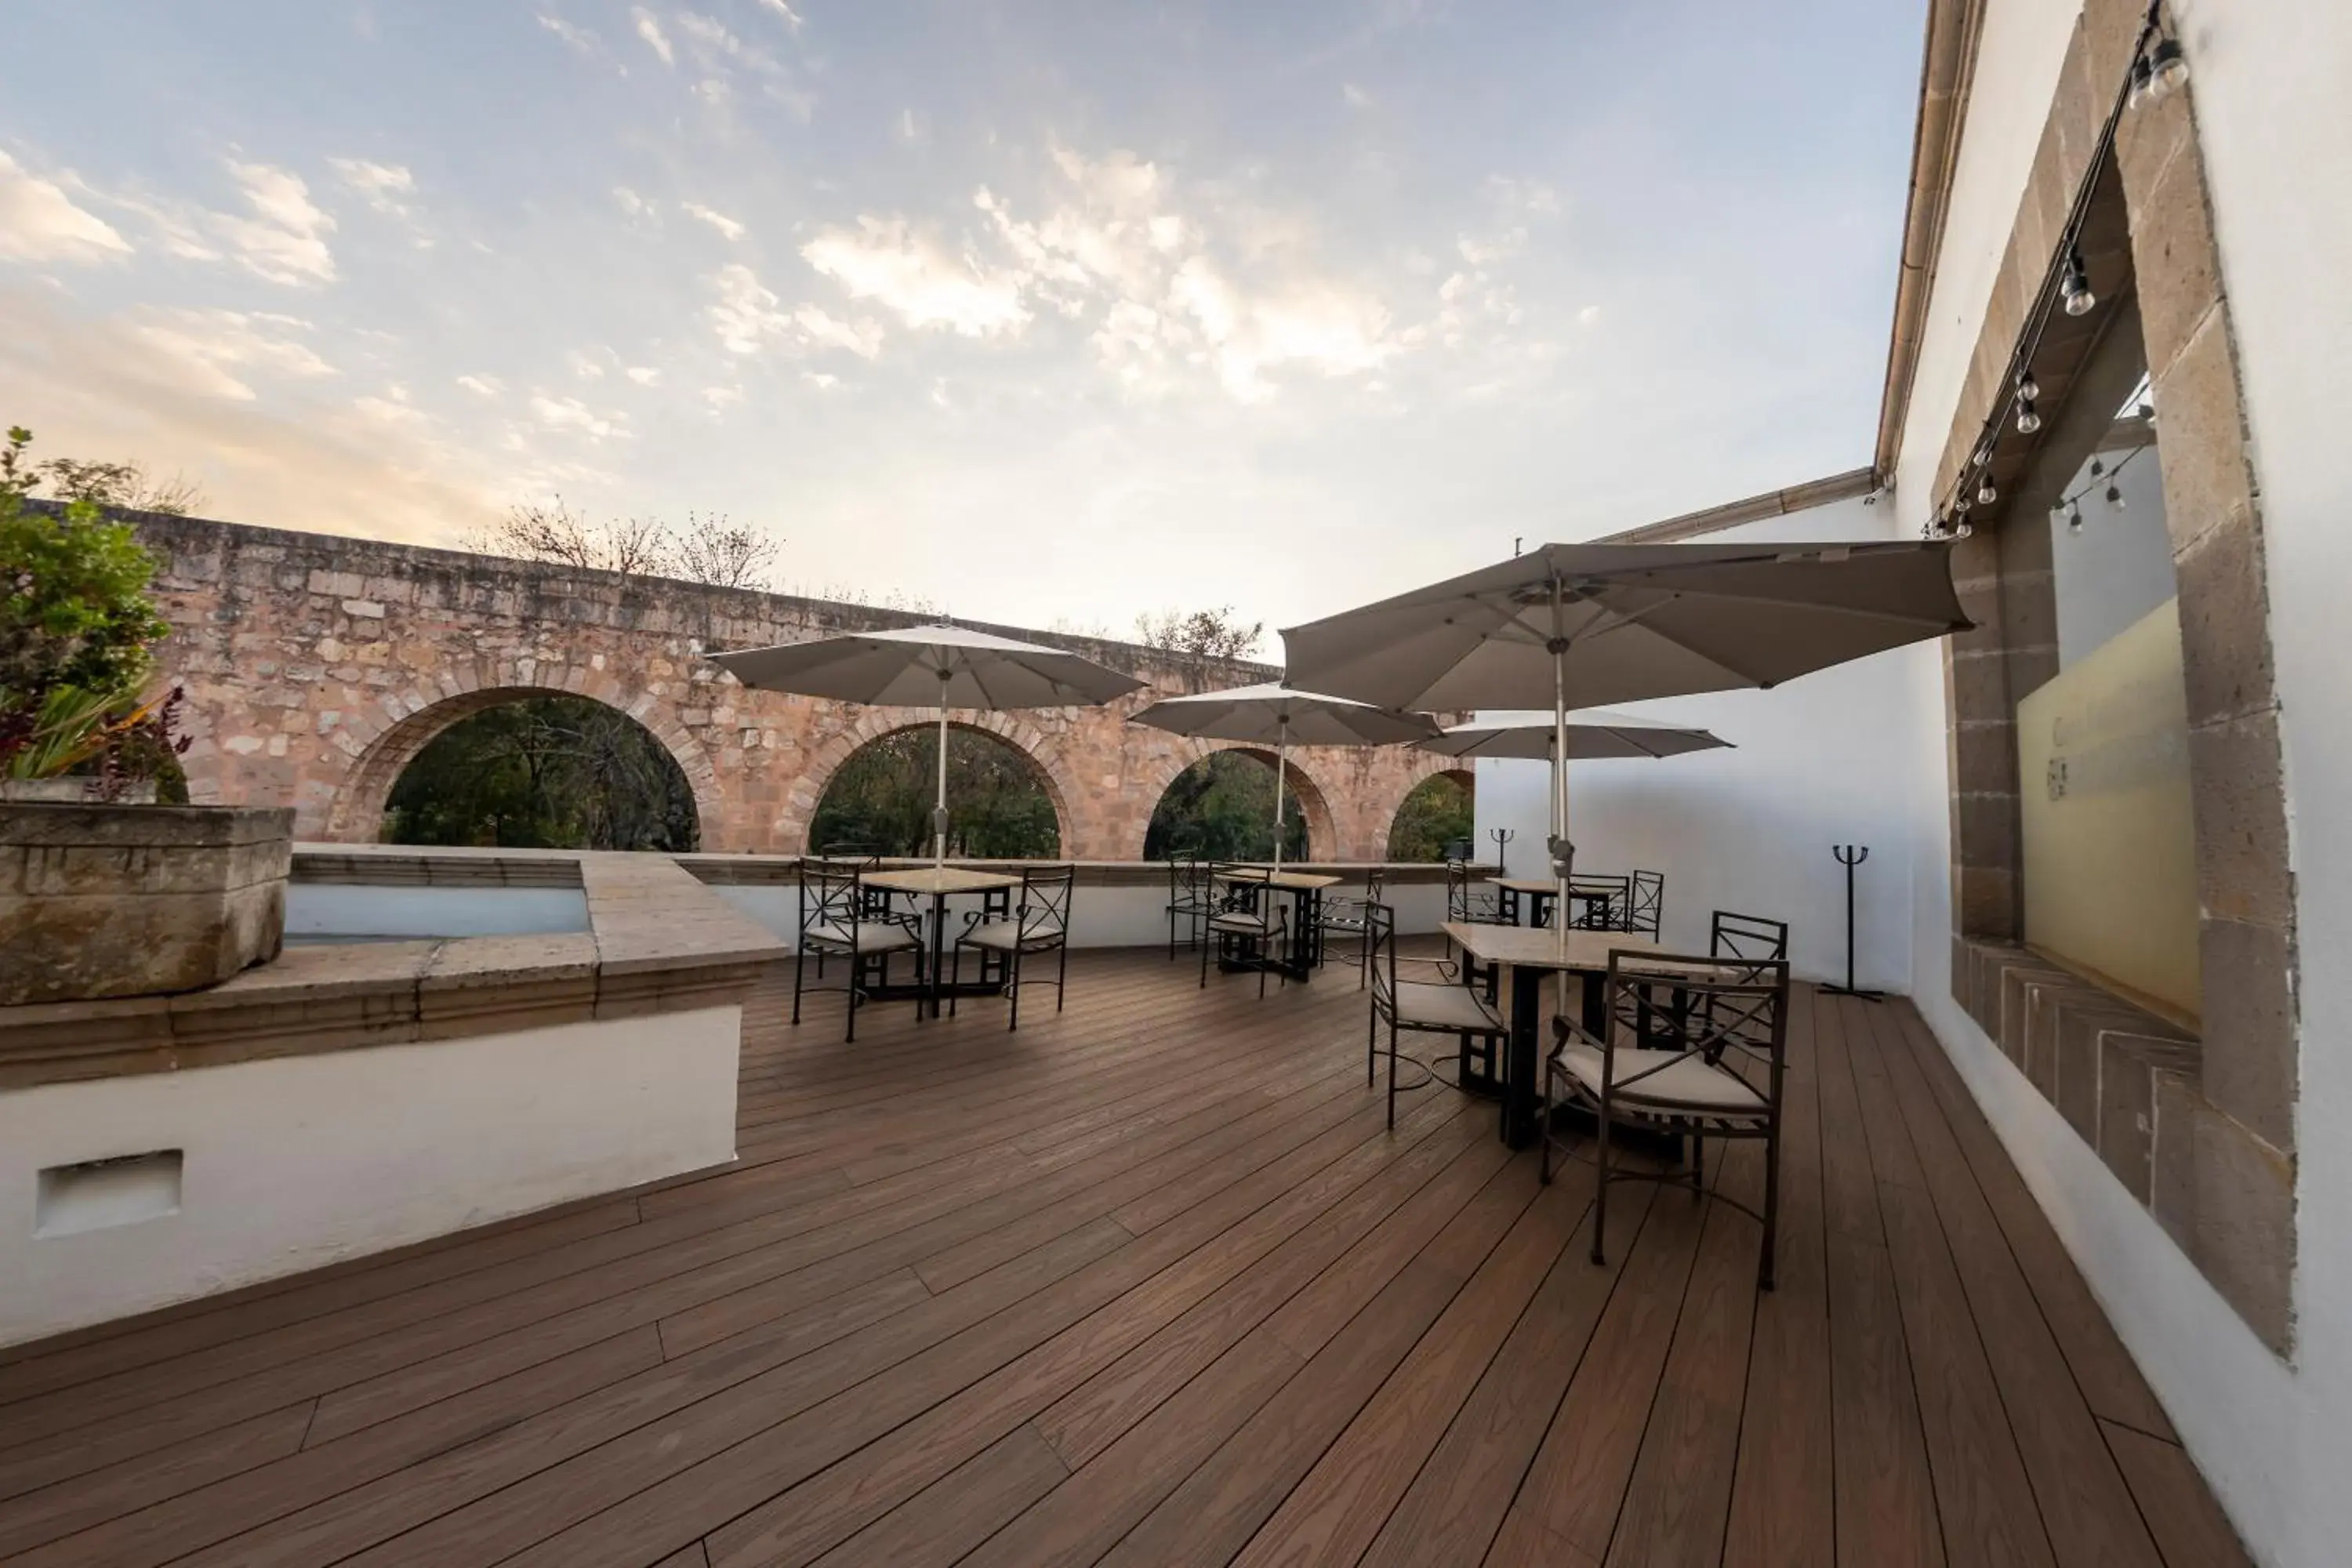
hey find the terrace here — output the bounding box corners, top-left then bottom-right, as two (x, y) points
(0, 912), (2243, 1568)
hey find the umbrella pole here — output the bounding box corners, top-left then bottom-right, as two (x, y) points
(1551, 586), (1573, 961)
(934, 687), (950, 868)
(1271, 718), (1287, 876)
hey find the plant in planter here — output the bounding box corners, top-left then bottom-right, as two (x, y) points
(0, 426), (290, 1006)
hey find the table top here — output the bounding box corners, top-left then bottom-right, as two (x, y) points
(1216, 867), (1344, 891)
(1443, 921), (1659, 971)
(1486, 877), (1559, 895)
(864, 866), (1025, 895)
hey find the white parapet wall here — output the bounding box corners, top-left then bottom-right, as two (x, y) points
(0, 1005), (739, 1347)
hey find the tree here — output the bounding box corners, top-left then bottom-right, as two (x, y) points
(1143, 752), (1307, 861)
(0, 426), (187, 792)
(383, 695), (700, 851)
(1134, 605), (1264, 661)
(0, 426), (206, 517)
(808, 728), (1060, 858)
(464, 498), (781, 589)
(1386, 772), (1475, 862)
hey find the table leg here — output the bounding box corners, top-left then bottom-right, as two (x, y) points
(927, 892), (946, 1020)
(1293, 887), (1320, 980)
(1504, 964), (1543, 1149)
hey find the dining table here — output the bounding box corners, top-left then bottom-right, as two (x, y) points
(863, 864), (1023, 1018)
(1443, 920), (1661, 1148)
(1485, 877), (1559, 928)
(1214, 866), (1343, 981)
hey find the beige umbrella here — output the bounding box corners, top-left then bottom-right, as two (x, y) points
(1127, 684), (1437, 873)
(710, 624), (1145, 864)
(1283, 539), (1969, 939)
(1420, 709), (1732, 858)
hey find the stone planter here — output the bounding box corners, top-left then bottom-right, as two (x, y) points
(0, 804), (293, 1007)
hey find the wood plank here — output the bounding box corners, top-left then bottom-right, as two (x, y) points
(2100, 1420), (2254, 1568)
(808, 1424), (1070, 1568)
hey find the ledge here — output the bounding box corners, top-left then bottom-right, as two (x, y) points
(673, 853), (1490, 890)
(0, 852), (786, 1090)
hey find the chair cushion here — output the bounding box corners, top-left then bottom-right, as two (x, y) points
(806, 920), (920, 953)
(1392, 981), (1504, 1033)
(1209, 911), (1278, 935)
(964, 919), (1065, 952)
(1555, 1044), (1768, 1116)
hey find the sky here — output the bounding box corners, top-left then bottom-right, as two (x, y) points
(0, 0), (1926, 643)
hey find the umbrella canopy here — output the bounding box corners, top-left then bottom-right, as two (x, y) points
(1280, 539), (1970, 713)
(1417, 708), (1731, 761)
(709, 623), (1144, 709)
(710, 623), (1145, 863)
(1128, 684), (1437, 870)
(1283, 538), (1968, 938)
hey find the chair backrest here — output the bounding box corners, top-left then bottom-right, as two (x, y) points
(1569, 873), (1632, 931)
(819, 842), (881, 865)
(1711, 909), (1791, 968)
(1445, 858), (1472, 920)
(1366, 901), (1398, 1010)
(798, 857), (864, 935)
(1018, 863), (1076, 935)
(1584, 948), (1791, 1102)
(1363, 865), (1388, 906)
(1168, 854), (1210, 904)
(1626, 870), (1664, 937)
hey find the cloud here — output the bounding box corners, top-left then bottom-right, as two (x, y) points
(704, 384), (742, 409)
(682, 201), (745, 241)
(456, 373), (503, 396)
(800, 217), (1031, 338)
(707, 263), (885, 358)
(123, 308), (336, 401)
(755, 0), (804, 32)
(566, 348), (605, 379)
(219, 162), (337, 285)
(0, 151), (131, 263)
(528, 392), (627, 441)
(632, 7), (673, 65)
(327, 157), (416, 219)
(612, 185), (656, 222)
(1577, 303), (1602, 326)
(537, 12), (601, 56)
(625, 365), (660, 386)
(1341, 82), (1374, 109)
(801, 370), (837, 390)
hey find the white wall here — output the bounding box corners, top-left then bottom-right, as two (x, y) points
(1475, 490), (1939, 989)
(285, 884), (590, 941)
(1887, 5), (2352, 1564)
(0, 1008), (739, 1345)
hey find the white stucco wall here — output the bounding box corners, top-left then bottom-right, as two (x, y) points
(0, 1007), (740, 1346)
(1475, 490), (1940, 989)
(1886, 5), (2351, 1564)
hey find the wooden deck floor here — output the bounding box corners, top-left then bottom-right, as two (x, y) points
(0, 949), (2251, 1568)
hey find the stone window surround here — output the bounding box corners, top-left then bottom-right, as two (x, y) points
(1934, 2), (2298, 1354)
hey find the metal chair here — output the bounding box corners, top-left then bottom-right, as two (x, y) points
(952, 863), (1074, 1031)
(1367, 903), (1505, 1132)
(1164, 854), (1214, 960)
(1625, 870), (1665, 938)
(1201, 863), (1288, 998)
(1444, 857), (1501, 924)
(1316, 865), (1387, 989)
(793, 858), (922, 1043)
(1711, 909), (1790, 967)
(1541, 949), (1791, 1289)
(1567, 873), (1632, 931)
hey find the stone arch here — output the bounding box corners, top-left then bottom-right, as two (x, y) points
(777, 710), (1081, 855)
(320, 668), (724, 844)
(1130, 741), (1342, 862)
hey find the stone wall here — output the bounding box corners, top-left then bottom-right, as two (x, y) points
(129, 514), (1458, 859)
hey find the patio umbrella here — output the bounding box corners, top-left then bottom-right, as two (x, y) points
(709, 624), (1145, 864)
(1418, 709), (1732, 858)
(1283, 539), (1969, 938)
(1127, 683), (1438, 873)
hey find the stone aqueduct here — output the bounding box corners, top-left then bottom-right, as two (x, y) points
(132, 514), (1464, 858)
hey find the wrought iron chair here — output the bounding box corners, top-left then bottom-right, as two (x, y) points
(1444, 857), (1501, 924)
(1316, 865), (1388, 989)
(1367, 902), (1504, 1132)
(1200, 862), (1288, 998)
(1541, 949), (1791, 1289)
(1566, 873), (1632, 931)
(793, 857), (922, 1043)
(951, 863), (1074, 1031)
(1711, 909), (1791, 967)
(1624, 870), (1665, 938)
(1164, 854), (1214, 960)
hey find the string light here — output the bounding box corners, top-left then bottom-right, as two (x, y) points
(2062, 249), (2096, 316)
(2147, 37), (2188, 99)
(1977, 479), (1999, 506)
(2107, 482), (2125, 510)
(2016, 399), (2042, 434)
(2066, 502), (2084, 535)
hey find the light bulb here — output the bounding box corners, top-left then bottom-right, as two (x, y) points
(2067, 503), (2084, 535)
(1975, 444), (1995, 469)
(2018, 372), (2040, 401)
(2128, 53), (2154, 108)
(2150, 38), (2188, 96)
(2062, 250), (2096, 316)
(1953, 521), (1974, 539)
(2090, 458), (2105, 477)
(1977, 480), (1998, 506)
(2016, 401), (2042, 434)
(1955, 493), (1973, 514)
(2107, 483), (2125, 510)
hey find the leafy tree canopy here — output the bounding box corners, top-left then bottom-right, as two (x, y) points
(464, 498), (781, 589)
(1143, 751), (1308, 862)
(809, 727), (1060, 858)
(1386, 771), (1475, 862)
(383, 695), (699, 851)
(1134, 605), (1264, 661)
